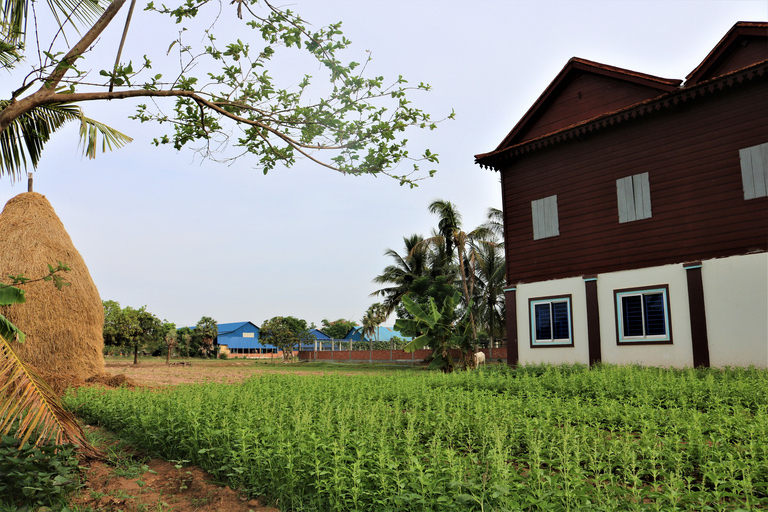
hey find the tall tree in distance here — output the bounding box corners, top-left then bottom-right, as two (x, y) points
(195, 316), (218, 358)
(370, 234), (429, 317)
(0, 0), (451, 184)
(321, 318), (357, 340)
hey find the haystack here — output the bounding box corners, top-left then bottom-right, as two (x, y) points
(0, 192), (105, 382)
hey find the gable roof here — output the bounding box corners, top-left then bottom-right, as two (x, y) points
(494, 57), (680, 151)
(476, 21), (768, 171)
(216, 321), (259, 335)
(686, 21), (768, 85)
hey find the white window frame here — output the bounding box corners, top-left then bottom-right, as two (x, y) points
(739, 142), (768, 200)
(614, 285), (672, 345)
(529, 295), (573, 347)
(531, 195), (560, 240)
(616, 172), (652, 223)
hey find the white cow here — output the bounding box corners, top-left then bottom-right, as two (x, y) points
(473, 351), (486, 366)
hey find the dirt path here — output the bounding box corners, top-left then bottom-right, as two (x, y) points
(71, 359), (300, 511)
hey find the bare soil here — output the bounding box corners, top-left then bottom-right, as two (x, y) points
(70, 358), (312, 512)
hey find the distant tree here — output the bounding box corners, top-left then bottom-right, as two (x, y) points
(321, 318), (357, 339)
(260, 316), (315, 362)
(176, 327), (193, 358)
(163, 322), (177, 364)
(195, 317), (218, 358)
(361, 303), (386, 358)
(102, 302), (163, 364)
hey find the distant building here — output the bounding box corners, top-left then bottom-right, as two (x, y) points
(475, 22), (767, 368)
(215, 322), (277, 358)
(343, 326), (412, 343)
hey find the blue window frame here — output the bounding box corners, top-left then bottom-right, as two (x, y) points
(529, 295), (573, 347)
(615, 285), (672, 344)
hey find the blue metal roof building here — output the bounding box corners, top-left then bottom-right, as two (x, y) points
(216, 321), (263, 349)
(342, 326), (412, 342)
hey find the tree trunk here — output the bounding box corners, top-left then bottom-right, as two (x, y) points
(133, 344), (138, 365)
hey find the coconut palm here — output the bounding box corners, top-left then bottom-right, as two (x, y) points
(0, 276), (99, 456)
(370, 234), (428, 317)
(422, 200), (492, 349)
(472, 239), (506, 348)
(0, 101), (132, 181)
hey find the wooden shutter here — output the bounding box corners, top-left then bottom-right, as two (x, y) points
(617, 173), (651, 223)
(740, 142), (768, 200)
(532, 195), (559, 240)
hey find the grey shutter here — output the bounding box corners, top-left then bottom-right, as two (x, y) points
(617, 173), (651, 223)
(617, 176), (636, 223)
(740, 142), (768, 200)
(532, 195), (559, 240)
(633, 172), (652, 220)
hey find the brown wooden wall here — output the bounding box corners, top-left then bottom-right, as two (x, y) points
(518, 74), (667, 143)
(501, 79), (768, 285)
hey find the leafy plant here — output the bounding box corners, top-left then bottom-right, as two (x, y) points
(0, 435), (82, 509)
(395, 291), (472, 372)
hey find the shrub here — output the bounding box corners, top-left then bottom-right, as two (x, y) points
(0, 436), (82, 509)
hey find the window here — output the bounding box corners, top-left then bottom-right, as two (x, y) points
(740, 142), (768, 200)
(531, 195), (559, 240)
(616, 172), (652, 223)
(614, 285), (672, 344)
(529, 295), (573, 347)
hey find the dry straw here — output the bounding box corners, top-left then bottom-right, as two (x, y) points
(0, 192), (105, 383)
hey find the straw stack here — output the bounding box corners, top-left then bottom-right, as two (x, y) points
(0, 192), (105, 382)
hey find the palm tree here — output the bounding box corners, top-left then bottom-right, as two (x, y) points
(1, 0), (131, 181)
(472, 239), (506, 349)
(370, 234), (428, 317)
(195, 316), (218, 358)
(361, 303), (385, 361)
(422, 200), (492, 351)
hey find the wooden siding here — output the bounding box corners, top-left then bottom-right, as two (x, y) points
(517, 74), (667, 143)
(501, 80), (768, 284)
(698, 36), (768, 83)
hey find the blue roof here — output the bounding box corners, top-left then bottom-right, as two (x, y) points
(343, 326), (412, 342)
(311, 328), (331, 340)
(217, 321), (258, 335)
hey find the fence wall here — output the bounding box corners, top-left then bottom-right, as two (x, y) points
(297, 347), (508, 363)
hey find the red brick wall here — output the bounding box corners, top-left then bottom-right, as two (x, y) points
(298, 347), (507, 363)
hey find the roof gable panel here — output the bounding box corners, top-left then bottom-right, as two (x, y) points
(497, 58), (681, 150)
(686, 22), (768, 86)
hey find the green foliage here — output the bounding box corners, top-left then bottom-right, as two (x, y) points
(260, 316), (315, 361)
(320, 318), (356, 340)
(0, 436), (81, 509)
(194, 316), (217, 358)
(395, 291), (472, 372)
(64, 365), (768, 511)
(1, 0), (449, 185)
(102, 300), (164, 362)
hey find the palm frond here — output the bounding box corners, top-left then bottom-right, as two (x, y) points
(0, 101), (132, 181)
(0, 333), (100, 458)
(1, 0), (105, 46)
(78, 111), (132, 159)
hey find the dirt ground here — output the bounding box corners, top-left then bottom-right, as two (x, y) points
(70, 359), (313, 512)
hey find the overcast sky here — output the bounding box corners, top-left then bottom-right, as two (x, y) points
(1, 0), (765, 328)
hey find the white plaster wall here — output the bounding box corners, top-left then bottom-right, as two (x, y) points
(596, 264), (693, 367)
(515, 277), (590, 365)
(703, 253), (768, 368)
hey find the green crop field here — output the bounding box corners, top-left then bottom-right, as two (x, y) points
(64, 364), (768, 511)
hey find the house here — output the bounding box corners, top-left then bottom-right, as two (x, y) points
(215, 322), (277, 358)
(475, 22), (768, 368)
(343, 326), (412, 343)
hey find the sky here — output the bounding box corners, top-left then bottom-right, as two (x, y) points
(1, 0), (765, 328)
